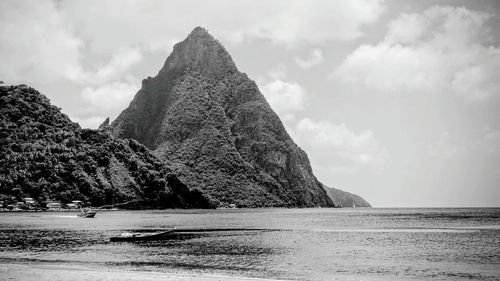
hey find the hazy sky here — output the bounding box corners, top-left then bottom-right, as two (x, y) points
(1, 0), (499, 207)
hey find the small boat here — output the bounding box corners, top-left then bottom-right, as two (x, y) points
(110, 229), (175, 242)
(77, 208), (96, 218)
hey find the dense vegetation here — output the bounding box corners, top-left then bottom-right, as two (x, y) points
(111, 27), (335, 208)
(0, 27), (371, 209)
(0, 85), (211, 208)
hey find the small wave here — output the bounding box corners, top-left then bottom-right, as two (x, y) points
(310, 228), (479, 233)
(455, 225), (500, 230)
(53, 215), (78, 218)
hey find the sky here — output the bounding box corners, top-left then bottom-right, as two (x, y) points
(1, 0), (499, 207)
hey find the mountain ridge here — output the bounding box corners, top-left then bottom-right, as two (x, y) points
(0, 27), (371, 209)
(323, 184), (371, 208)
(110, 27), (339, 207)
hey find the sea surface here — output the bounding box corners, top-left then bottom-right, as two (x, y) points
(0, 208), (499, 280)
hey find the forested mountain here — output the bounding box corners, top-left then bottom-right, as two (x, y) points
(110, 27), (335, 208)
(0, 85), (210, 208)
(0, 27), (371, 209)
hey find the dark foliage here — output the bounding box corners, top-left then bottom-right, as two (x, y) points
(111, 27), (336, 208)
(0, 85), (211, 208)
(0, 28), (369, 209)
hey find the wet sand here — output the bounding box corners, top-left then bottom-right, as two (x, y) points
(0, 263), (286, 281)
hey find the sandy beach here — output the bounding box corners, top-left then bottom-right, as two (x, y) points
(0, 262), (286, 281)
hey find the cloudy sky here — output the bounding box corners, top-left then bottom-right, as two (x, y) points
(1, 0), (499, 207)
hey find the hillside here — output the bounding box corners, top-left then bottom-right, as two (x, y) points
(0, 85), (210, 208)
(323, 184), (371, 207)
(110, 27), (336, 208)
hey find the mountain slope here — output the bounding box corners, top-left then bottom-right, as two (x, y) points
(111, 27), (335, 208)
(323, 184), (371, 207)
(0, 84), (210, 208)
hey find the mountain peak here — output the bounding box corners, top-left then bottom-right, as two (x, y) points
(111, 27), (337, 208)
(187, 26), (213, 39)
(158, 26), (237, 80)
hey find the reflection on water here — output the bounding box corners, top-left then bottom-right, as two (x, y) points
(0, 208), (499, 280)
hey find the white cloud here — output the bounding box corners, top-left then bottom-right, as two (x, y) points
(428, 128), (500, 160)
(246, 0), (385, 45)
(291, 118), (387, 173)
(260, 80), (306, 117)
(332, 5), (500, 102)
(80, 78), (140, 122)
(333, 44), (442, 92)
(257, 65), (387, 175)
(295, 48), (324, 68)
(0, 0), (82, 84)
(267, 64), (288, 80)
(258, 65), (307, 128)
(67, 47), (144, 84)
(0, 0), (385, 90)
(451, 60), (500, 102)
(385, 13), (429, 44)
(58, 0), (385, 50)
(69, 115), (107, 129)
(0, 1), (144, 87)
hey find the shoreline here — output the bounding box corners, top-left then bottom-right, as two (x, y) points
(0, 262), (287, 281)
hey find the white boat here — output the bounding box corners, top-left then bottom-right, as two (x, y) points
(77, 208), (96, 218)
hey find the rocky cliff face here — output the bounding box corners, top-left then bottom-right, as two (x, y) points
(0, 85), (209, 208)
(111, 27), (334, 207)
(323, 184), (371, 208)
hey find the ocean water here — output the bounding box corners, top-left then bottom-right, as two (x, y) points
(0, 208), (499, 280)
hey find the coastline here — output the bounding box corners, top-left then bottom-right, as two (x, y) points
(0, 262), (287, 281)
